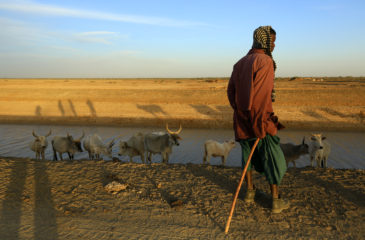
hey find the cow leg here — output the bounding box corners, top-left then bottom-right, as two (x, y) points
(147, 152), (152, 163)
(53, 149), (58, 161)
(310, 156), (314, 167)
(161, 152), (166, 163)
(324, 157), (327, 168)
(206, 154), (211, 165)
(316, 156), (321, 168)
(41, 151), (45, 160)
(165, 153), (169, 164)
(59, 153), (63, 161)
(222, 156), (226, 166)
(293, 160), (297, 168)
(141, 152), (145, 164)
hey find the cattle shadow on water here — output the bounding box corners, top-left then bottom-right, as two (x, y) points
(58, 100), (65, 116)
(301, 110), (330, 120)
(86, 99), (97, 117)
(189, 104), (230, 119)
(320, 107), (365, 122)
(68, 99), (77, 117)
(35, 100), (97, 120)
(136, 104), (168, 117)
(215, 105), (231, 113)
(35, 106), (42, 116)
(189, 104), (220, 117)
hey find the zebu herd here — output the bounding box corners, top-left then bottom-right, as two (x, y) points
(29, 125), (331, 168)
(30, 124), (183, 164)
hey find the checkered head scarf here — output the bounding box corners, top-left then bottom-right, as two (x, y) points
(252, 25), (276, 71)
(252, 25), (277, 101)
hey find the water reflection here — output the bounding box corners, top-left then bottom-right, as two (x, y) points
(0, 124), (364, 169)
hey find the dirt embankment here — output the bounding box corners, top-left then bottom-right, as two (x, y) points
(0, 157), (363, 239)
(0, 77), (364, 131)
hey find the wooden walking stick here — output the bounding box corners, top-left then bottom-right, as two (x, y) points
(225, 137), (260, 234)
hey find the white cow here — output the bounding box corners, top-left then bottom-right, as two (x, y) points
(280, 137), (309, 168)
(30, 129), (52, 160)
(118, 132), (145, 163)
(203, 139), (236, 165)
(83, 134), (115, 160)
(309, 133), (331, 168)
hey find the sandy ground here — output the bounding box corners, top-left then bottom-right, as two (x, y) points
(0, 157), (363, 239)
(0, 77), (364, 130)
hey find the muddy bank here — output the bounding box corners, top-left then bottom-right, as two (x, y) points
(0, 115), (364, 132)
(0, 157), (363, 239)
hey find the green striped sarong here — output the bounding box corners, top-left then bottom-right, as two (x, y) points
(239, 135), (287, 185)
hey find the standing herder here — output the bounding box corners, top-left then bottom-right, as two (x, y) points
(227, 26), (289, 213)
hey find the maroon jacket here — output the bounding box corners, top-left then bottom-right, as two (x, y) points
(227, 49), (281, 140)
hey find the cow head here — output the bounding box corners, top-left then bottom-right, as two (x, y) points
(32, 129), (52, 148)
(118, 141), (128, 156)
(227, 139), (236, 148)
(68, 131), (84, 152)
(102, 138), (115, 158)
(310, 133), (325, 150)
(166, 123), (182, 146)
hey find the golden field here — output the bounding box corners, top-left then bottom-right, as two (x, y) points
(0, 77), (364, 130)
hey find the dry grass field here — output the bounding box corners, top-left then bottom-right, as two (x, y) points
(0, 77), (364, 130)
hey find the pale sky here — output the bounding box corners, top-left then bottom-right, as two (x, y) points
(0, 0), (364, 78)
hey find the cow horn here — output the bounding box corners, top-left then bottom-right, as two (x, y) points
(45, 129), (52, 137)
(166, 123), (182, 135)
(32, 130), (38, 138)
(176, 124), (182, 134)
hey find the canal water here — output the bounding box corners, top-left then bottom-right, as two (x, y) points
(0, 124), (363, 169)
